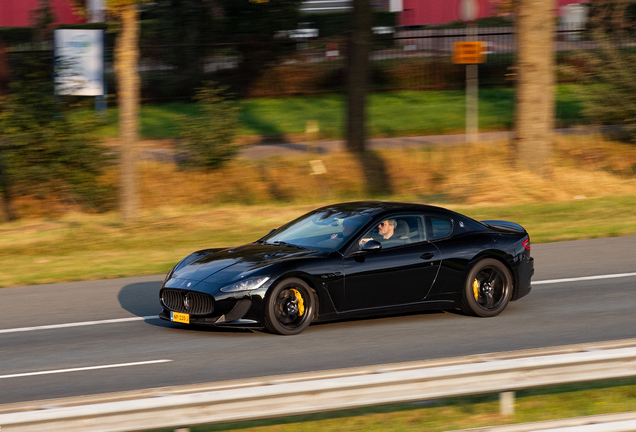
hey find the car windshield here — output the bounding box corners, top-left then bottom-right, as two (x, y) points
(260, 210), (372, 252)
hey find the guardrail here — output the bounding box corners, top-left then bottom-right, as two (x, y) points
(4, 340), (636, 432)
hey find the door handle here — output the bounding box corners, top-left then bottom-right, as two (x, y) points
(420, 252), (435, 260)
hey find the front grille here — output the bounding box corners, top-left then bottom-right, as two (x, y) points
(161, 289), (215, 315)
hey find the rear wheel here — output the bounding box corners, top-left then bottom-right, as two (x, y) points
(461, 258), (512, 317)
(264, 278), (315, 335)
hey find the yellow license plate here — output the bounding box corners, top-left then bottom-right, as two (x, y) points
(171, 311), (190, 324)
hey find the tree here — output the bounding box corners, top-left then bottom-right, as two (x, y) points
(107, 0), (302, 222)
(108, 0), (146, 223)
(0, 53), (113, 221)
(211, 0), (304, 96)
(513, 0), (555, 176)
(346, 0), (373, 153)
(142, 0), (217, 100)
(0, 37), (10, 96)
(575, 1), (636, 141)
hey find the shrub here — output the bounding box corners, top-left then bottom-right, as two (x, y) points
(178, 82), (240, 171)
(0, 52), (114, 220)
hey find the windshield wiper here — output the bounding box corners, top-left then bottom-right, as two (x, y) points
(271, 241), (309, 250)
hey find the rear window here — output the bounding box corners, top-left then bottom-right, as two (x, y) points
(427, 216), (453, 240)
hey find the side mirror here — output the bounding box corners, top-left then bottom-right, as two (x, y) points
(360, 240), (382, 251)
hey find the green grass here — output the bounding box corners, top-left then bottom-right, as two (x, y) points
(2, 195), (635, 288)
(93, 84), (589, 140)
(149, 378), (636, 432)
(96, 102), (200, 138)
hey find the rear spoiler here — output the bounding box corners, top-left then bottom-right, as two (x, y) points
(481, 220), (526, 234)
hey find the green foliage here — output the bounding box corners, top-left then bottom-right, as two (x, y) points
(141, 1), (218, 99)
(0, 52), (114, 212)
(0, 28), (34, 46)
(298, 11), (396, 38)
(178, 82), (239, 171)
(215, 0), (303, 40)
(573, 4), (636, 141)
(30, 0), (56, 42)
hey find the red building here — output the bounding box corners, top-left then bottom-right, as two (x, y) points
(0, 0), (84, 27)
(399, 0), (588, 26)
(1, 0), (589, 28)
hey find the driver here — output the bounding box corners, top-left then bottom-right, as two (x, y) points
(360, 219), (397, 246)
(377, 219), (396, 240)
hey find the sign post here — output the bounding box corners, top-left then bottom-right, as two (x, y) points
(455, 0), (482, 144)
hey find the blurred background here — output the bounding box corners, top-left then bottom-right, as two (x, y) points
(1, 0), (635, 215)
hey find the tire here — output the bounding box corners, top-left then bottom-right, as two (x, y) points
(264, 278), (315, 335)
(461, 258), (513, 317)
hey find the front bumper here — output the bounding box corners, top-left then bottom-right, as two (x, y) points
(159, 287), (265, 328)
(158, 308), (263, 329)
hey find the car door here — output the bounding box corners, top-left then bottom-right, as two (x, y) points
(341, 215), (441, 311)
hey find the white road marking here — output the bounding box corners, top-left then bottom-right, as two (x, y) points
(0, 360), (172, 380)
(533, 272), (636, 286)
(0, 315), (160, 334)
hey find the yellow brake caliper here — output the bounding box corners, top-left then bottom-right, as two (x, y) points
(473, 278), (480, 300)
(291, 289), (305, 316)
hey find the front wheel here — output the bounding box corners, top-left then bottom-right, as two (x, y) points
(264, 278), (315, 335)
(461, 258), (512, 317)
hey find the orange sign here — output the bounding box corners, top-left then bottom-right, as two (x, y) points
(452, 42), (486, 64)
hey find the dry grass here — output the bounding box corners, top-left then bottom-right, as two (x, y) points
(132, 134), (636, 209)
(6, 134), (636, 218)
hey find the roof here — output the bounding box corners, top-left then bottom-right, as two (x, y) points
(313, 201), (449, 217)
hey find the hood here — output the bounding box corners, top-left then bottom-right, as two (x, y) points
(481, 220), (527, 235)
(171, 243), (323, 283)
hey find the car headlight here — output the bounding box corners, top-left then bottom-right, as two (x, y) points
(220, 276), (270, 293)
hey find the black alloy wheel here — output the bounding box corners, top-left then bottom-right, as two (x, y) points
(264, 277), (315, 335)
(461, 258), (512, 317)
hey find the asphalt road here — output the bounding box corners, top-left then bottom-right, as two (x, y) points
(1, 236), (635, 405)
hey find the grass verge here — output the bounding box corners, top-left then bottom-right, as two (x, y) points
(150, 378), (636, 432)
(93, 85), (587, 140)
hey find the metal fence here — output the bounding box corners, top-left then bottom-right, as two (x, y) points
(5, 23), (619, 102)
(130, 23), (603, 101)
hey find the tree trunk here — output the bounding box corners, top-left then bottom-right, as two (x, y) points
(514, 0), (555, 176)
(116, 3), (140, 222)
(0, 37), (10, 96)
(0, 148), (15, 222)
(346, 0), (372, 153)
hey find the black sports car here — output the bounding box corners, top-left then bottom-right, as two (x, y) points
(159, 201), (534, 335)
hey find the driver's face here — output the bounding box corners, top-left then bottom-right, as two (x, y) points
(378, 220), (391, 236)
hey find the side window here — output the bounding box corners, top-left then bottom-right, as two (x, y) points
(427, 216), (453, 240)
(360, 215), (426, 249)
